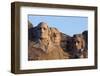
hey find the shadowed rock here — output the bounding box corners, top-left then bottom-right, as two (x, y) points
(28, 21), (33, 29)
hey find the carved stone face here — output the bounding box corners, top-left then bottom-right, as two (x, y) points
(51, 28), (61, 45)
(73, 37), (85, 50)
(37, 22), (49, 39)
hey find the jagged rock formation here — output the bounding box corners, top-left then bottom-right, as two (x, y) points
(60, 32), (71, 52)
(28, 21), (33, 29)
(82, 30), (88, 49)
(28, 22), (88, 60)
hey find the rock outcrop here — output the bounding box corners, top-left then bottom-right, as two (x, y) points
(28, 21), (33, 29)
(28, 22), (88, 60)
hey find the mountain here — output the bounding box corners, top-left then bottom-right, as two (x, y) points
(28, 22), (88, 60)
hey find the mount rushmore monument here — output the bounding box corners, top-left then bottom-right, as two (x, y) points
(28, 21), (88, 60)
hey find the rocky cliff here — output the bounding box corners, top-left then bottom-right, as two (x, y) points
(28, 22), (88, 60)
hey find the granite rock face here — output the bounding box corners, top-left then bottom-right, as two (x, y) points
(28, 22), (88, 60)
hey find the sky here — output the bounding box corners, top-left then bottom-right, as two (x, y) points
(28, 15), (88, 36)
